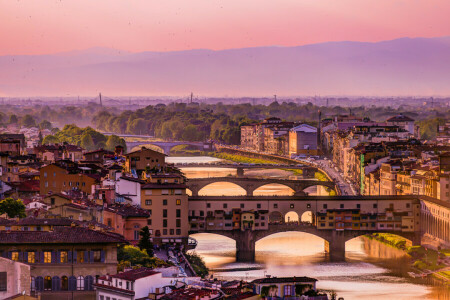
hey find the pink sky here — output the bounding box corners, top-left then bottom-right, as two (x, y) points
(1, 0), (450, 55)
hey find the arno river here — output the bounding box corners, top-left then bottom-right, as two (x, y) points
(168, 156), (450, 300)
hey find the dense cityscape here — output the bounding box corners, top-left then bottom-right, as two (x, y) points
(1, 0), (450, 299)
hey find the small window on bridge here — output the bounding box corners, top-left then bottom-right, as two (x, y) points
(274, 204), (278, 209)
(223, 204), (227, 209)
(323, 204), (327, 209)
(207, 203), (211, 208)
(340, 204), (344, 209)
(307, 204), (311, 209)
(290, 204), (294, 209)
(257, 204), (261, 209)
(240, 204), (245, 208)
(357, 204), (360, 209)
(406, 203), (410, 208)
(373, 204), (378, 209)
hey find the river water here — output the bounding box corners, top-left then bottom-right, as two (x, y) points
(167, 156), (450, 300)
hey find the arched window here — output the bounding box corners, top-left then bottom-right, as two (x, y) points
(61, 276), (68, 291)
(77, 276), (84, 291)
(30, 277), (35, 292)
(84, 275), (94, 291)
(52, 276), (60, 291)
(35, 276), (44, 292)
(44, 276), (52, 291)
(68, 276), (77, 291)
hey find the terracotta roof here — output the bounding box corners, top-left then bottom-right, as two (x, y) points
(105, 204), (150, 218)
(0, 226), (127, 244)
(120, 176), (145, 184)
(252, 276), (317, 284)
(93, 283), (135, 295)
(142, 183), (187, 189)
(12, 217), (75, 226)
(102, 268), (160, 281)
(386, 114), (414, 122)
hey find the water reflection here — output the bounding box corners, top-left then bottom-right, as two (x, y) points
(177, 156), (450, 299)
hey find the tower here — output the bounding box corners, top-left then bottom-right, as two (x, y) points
(99, 93), (103, 106)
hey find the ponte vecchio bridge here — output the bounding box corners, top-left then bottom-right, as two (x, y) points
(187, 195), (450, 262)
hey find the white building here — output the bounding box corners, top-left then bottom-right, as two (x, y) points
(115, 176), (144, 206)
(0, 257), (31, 299)
(94, 268), (180, 300)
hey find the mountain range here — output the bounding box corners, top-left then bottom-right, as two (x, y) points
(1, 37), (449, 97)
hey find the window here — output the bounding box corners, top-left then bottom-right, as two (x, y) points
(176, 229), (181, 235)
(307, 203), (311, 209)
(257, 203), (261, 209)
(163, 209), (168, 218)
(175, 189), (182, 195)
(44, 172), (47, 178)
(44, 276), (52, 291)
(45, 181), (48, 188)
(61, 276), (68, 291)
(134, 230), (140, 240)
(145, 190), (152, 195)
(77, 251), (84, 263)
(356, 204), (360, 209)
(163, 229), (167, 235)
(44, 251), (51, 263)
(163, 199), (168, 205)
(406, 203), (410, 208)
(162, 190), (169, 195)
(290, 204), (294, 209)
(176, 199), (181, 205)
(274, 204), (278, 209)
(11, 251), (19, 261)
(147, 219), (152, 225)
(340, 204), (344, 209)
(51, 197), (55, 205)
(373, 204), (378, 209)
(126, 281), (130, 289)
(223, 203), (227, 209)
(176, 209), (181, 218)
(60, 251), (68, 263)
(77, 276), (84, 291)
(206, 203), (211, 208)
(163, 219), (168, 227)
(170, 229), (174, 235)
(28, 251), (36, 263)
(93, 250), (102, 262)
(200, 210), (204, 216)
(176, 219), (181, 227)
(145, 200), (152, 205)
(323, 204), (328, 209)
(240, 203), (244, 208)
(0, 272), (6, 291)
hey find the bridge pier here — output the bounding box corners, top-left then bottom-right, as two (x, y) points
(236, 167), (244, 177)
(235, 230), (256, 262)
(324, 231), (346, 261)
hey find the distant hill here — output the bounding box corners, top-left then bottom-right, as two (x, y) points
(0, 37), (449, 97)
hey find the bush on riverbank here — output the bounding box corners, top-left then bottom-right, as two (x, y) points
(212, 152), (277, 165)
(185, 252), (209, 278)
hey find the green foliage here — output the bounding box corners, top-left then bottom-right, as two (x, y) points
(185, 252), (209, 277)
(314, 172), (328, 181)
(20, 114), (36, 127)
(39, 120), (52, 130)
(42, 135), (60, 145)
(117, 245), (168, 271)
(137, 226), (154, 257)
(105, 135), (127, 152)
(417, 117), (446, 140)
(8, 114), (18, 124)
(80, 133), (95, 151)
(0, 198), (26, 218)
(212, 152), (277, 165)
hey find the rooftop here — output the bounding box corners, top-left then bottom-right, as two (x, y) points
(252, 276), (317, 284)
(0, 226), (127, 244)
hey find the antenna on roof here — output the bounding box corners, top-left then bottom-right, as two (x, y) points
(190, 92), (193, 104)
(99, 93), (103, 106)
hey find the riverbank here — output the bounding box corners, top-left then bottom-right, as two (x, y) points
(367, 233), (450, 283)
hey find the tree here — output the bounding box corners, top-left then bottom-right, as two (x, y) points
(80, 133), (95, 151)
(105, 135), (127, 152)
(39, 120), (52, 130)
(42, 135), (60, 145)
(137, 226), (154, 257)
(9, 114), (18, 124)
(0, 198), (26, 218)
(21, 114), (36, 128)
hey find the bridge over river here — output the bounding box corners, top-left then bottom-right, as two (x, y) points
(186, 177), (337, 196)
(187, 195), (450, 262)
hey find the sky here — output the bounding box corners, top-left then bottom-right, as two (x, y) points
(1, 0), (450, 55)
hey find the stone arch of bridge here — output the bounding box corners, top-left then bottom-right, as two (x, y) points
(130, 143), (165, 154)
(252, 183), (295, 196)
(196, 182), (247, 196)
